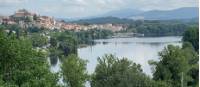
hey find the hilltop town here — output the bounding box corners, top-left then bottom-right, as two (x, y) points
(0, 9), (127, 32)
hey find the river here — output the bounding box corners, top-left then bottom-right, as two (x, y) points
(77, 36), (182, 76)
(50, 36), (182, 79)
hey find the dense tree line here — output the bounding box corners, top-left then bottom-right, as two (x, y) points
(30, 33), (48, 48)
(75, 29), (113, 44)
(126, 22), (192, 37)
(136, 23), (188, 36)
(183, 26), (199, 52)
(70, 17), (198, 25)
(70, 17), (135, 24)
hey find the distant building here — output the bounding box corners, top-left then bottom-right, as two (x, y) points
(11, 9), (36, 23)
(0, 9), (128, 32)
(92, 23), (126, 32)
(36, 16), (56, 29)
(13, 9), (33, 18)
(2, 17), (16, 25)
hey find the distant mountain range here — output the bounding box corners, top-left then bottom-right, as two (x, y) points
(66, 7), (198, 23)
(99, 7), (199, 20)
(129, 7), (199, 20)
(69, 17), (134, 24)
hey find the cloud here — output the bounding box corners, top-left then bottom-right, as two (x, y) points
(0, 0), (27, 6)
(0, 0), (25, 3)
(0, 0), (198, 18)
(115, 0), (198, 11)
(0, 0), (28, 8)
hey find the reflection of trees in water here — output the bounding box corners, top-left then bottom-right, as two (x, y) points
(102, 41), (109, 45)
(92, 41), (109, 45)
(94, 41), (181, 49)
(137, 42), (164, 46)
(90, 41), (97, 45)
(50, 55), (58, 66)
(136, 41), (181, 46)
(99, 41), (130, 45)
(121, 42), (133, 44)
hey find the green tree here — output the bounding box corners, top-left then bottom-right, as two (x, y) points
(61, 54), (88, 87)
(30, 33), (48, 47)
(150, 45), (198, 87)
(0, 31), (59, 87)
(50, 37), (58, 47)
(27, 27), (45, 33)
(132, 23), (188, 37)
(33, 14), (38, 21)
(182, 42), (199, 86)
(183, 26), (199, 52)
(56, 31), (78, 56)
(75, 29), (113, 44)
(91, 54), (157, 87)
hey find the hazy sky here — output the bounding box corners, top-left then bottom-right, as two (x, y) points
(0, 0), (198, 18)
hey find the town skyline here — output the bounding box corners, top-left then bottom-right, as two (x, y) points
(0, 0), (198, 18)
(0, 9), (126, 32)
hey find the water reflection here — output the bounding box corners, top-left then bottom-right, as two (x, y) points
(136, 41), (181, 46)
(50, 56), (58, 66)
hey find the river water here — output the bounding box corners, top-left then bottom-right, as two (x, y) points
(77, 36), (182, 76)
(50, 36), (182, 86)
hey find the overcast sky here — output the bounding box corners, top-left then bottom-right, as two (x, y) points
(0, 0), (198, 18)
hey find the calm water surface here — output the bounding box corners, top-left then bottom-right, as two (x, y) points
(78, 36), (182, 76)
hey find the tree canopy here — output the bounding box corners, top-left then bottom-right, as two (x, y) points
(183, 26), (199, 52)
(150, 44), (198, 87)
(0, 30), (59, 87)
(61, 54), (88, 87)
(91, 54), (164, 87)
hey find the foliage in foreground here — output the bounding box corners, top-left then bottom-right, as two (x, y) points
(61, 54), (88, 87)
(150, 44), (198, 87)
(91, 54), (167, 87)
(0, 30), (59, 87)
(50, 31), (78, 57)
(150, 26), (199, 87)
(183, 26), (199, 52)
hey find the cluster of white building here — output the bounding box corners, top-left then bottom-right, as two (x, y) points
(0, 9), (127, 32)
